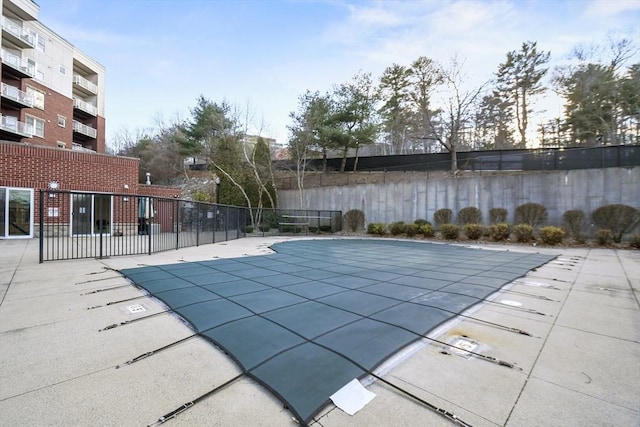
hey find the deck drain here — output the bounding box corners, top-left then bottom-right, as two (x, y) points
(500, 300), (522, 307)
(127, 304), (146, 313)
(448, 337), (478, 359)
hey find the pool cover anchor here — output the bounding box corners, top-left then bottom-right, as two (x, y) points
(147, 373), (244, 427)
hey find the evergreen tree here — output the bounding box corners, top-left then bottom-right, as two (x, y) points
(496, 41), (550, 147)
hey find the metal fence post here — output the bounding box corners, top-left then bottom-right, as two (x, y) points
(39, 190), (44, 263)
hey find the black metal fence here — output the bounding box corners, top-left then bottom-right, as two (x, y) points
(293, 144), (640, 172)
(38, 191), (342, 262)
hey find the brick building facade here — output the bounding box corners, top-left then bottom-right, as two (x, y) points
(0, 139), (182, 239)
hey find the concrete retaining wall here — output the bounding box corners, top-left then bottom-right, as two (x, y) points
(278, 167), (640, 226)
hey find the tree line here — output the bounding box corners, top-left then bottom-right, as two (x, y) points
(288, 36), (639, 174)
(111, 35), (638, 211)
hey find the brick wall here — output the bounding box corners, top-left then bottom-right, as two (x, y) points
(20, 80), (74, 149)
(1, 142), (184, 233)
(0, 142), (139, 192)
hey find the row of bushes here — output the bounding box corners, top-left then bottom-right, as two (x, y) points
(348, 203), (639, 244)
(367, 220), (640, 247)
(367, 221), (567, 245)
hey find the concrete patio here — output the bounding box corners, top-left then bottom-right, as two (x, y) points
(1, 237), (638, 426)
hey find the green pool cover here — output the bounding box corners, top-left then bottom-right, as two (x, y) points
(120, 239), (553, 424)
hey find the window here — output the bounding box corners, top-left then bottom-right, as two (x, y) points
(59, 64), (66, 75)
(57, 115), (66, 127)
(26, 86), (45, 109)
(25, 115), (45, 138)
(36, 66), (45, 81)
(36, 33), (46, 52)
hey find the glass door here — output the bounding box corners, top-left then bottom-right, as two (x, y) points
(72, 194), (92, 235)
(71, 193), (112, 235)
(0, 187), (34, 238)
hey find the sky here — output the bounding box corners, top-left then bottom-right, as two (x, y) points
(36, 0), (640, 147)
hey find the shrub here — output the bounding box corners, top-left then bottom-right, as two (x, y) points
(488, 223), (511, 241)
(414, 219), (431, 226)
(515, 203), (548, 227)
(539, 226), (565, 245)
(245, 226), (254, 234)
(405, 223), (419, 237)
(439, 223), (460, 240)
(490, 208), (508, 224)
(263, 211), (281, 228)
(319, 225), (332, 233)
(563, 210), (586, 242)
(458, 207), (482, 225)
(463, 224), (484, 240)
(434, 209), (453, 226)
(418, 223), (435, 237)
(258, 224), (270, 232)
(591, 204), (640, 243)
(513, 224), (534, 242)
(367, 223), (387, 236)
(629, 233), (640, 249)
(389, 221), (406, 236)
(596, 229), (613, 246)
(308, 226), (318, 233)
(343, 209), (365, 232)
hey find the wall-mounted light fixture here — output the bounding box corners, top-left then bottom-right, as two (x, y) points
(145, 172), (151, 185)
(123, 184), (129, 189)
(48, 181), (59, 198)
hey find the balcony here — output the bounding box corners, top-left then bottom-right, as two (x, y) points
(73, 97), (98, 116)
(1, 82), (34, 108)
(72, 74), (98, 95)
(72, 120), (97, 139)
(1, 49), (35, 78)
(72, 142), (96, 153)
(1, 17), (36, 49)
(0, 114), (33, 138)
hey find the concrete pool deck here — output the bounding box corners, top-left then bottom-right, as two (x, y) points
(1, 237), (638, 426)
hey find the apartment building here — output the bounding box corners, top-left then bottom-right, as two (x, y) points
(1, 0), (180, 239)
(1, 0), (105, 152)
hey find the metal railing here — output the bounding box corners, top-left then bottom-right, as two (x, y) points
(1, 17), (36, 47)
(73, 97), (98, 116)
(1, 49), (35, 77)
(1, 82), (34, 106)
(72, 74), (98, 94)
(1, 114), (33, 137)
(72, 120), (97, 138)
(38, 191), (343, 262)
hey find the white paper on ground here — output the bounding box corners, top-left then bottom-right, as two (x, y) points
(330, 378), (376, 416)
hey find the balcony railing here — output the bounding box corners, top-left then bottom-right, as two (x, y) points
(72, 75), (98, 95)
(72, 120), (97, 138)
(72, 143), (96, 153)
(1, 17), (36, 48)
(1, 82), (34, 107)
(1, 114), (33, 137)
(73, 97), (98, 116)
(1, 49), (35, 77)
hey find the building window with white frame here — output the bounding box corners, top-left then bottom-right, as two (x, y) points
(26, 86), (45, 109)
(25, 115), (45, 138)
(57, 115), (66, 127)
(36, 33), (46, 52)
(59, 64), (66, 75)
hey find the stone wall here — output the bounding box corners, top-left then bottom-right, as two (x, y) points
(277, 167), (640, 227)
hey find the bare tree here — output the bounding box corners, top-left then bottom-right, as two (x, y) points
(429, 57), (485, 173)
